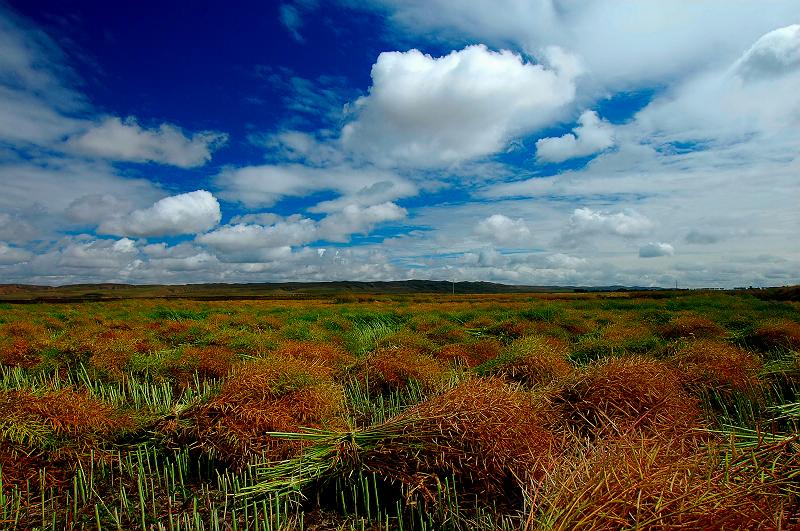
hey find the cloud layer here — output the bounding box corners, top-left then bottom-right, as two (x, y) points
(1, 3), (798, 288)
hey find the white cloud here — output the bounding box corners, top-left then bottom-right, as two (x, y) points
(357, 1), (798, 89)
(263, 130), (345, 166)
(68, 117), (227, 167)
(65, 194), (135, 225)
(0, 212), (40, 243)
(546, 253), (587, 269)
(229, 212), (283, 226)
(340, 44), (580, 168)
(0, 10), (86, 148)
(0, 157), (164, 243)
(98, 190), (221, 237)
(473, 214), (531, 246)
(33, 236), (140, 274)
(0, 242), (33, 265)
(536, 110), (614, 163)
(317, 202), (407, 242)
(196, 202), (405, 260)
(561, 207), (654, 246)
(639, 242), (675, 258)
(196, 218), (317, 258)
(216, 163), (416, 208)
(734, 24), (800, 81)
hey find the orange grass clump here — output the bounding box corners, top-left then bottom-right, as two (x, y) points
(749, 319), (800, 351)
(0, 388), (128, 441)
(530, 436), (793, 530)
(672, 340), (762, 394)
(0, 387), (129, 488)
(0, 321), (51, 367)
(180, 357), (344, 467)
(274, 340), (354, 370)
(436, 338), (503, 368)
(376, 329), (438, 355)
(600, 322), (655, 342)
(480, 336), (572, 387)
(178, 345), (238, 379)
(0, 337), (40, 368)
(355, 347), (446, 393)
(363, 377), (557, 502)
(554, 356), (703, 439)
(88, 328), (157, 377)
(659, 314), (725, 339)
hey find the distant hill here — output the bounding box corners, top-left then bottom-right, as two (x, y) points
(0, 280), (671, 302)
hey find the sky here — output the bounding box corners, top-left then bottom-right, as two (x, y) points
(0, 1), (798, 288)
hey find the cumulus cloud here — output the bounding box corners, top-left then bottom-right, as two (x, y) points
(734, 24), (800, 81)
(68, 117), (228, 167)
(639, 242), (675, 258)
(36, 237), (140, 274)
(629, 24), (800, 150)
(561, 207), (654, 246)
(98, 190), (221, 237)
(473, 214), (531, 246)
(340, 44), (580, 167)
(536, 110), (614, 163)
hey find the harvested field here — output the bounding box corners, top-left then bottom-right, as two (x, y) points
(0, 289), (798, 529)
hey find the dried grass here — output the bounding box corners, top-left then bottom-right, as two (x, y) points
(529, 435), (793, 530)
(479, 336), (572, 387)
(660, 314), (725, 340)
(274, 340), (354, 370)
(749, 319), (800, 351)
(178, 345), (238, 378)
(0, 337), (40, 368)
(436, 338), (503, 368)
(363, 377), (558, 502)
(355, 347), (447, 393)
(553, 356), (704, 439)
(178, 358), (344, 467)
(673, 340), (762, 394)
(0, 388), (128, 441)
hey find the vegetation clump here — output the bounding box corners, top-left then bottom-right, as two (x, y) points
(476, 335), (572, 386)
(672, 339), (762, 394)
(174, 357), (344, 467)
(553, 355), (704, 439)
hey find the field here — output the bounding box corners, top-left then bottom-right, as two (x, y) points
(0, 289), (799, 530)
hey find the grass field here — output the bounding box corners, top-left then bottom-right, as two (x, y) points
(0, 289), (799, 529)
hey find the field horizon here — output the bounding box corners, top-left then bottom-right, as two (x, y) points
(2, 280), (797, 304)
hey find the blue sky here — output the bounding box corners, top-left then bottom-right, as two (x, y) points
(0, 1), (798, 287)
